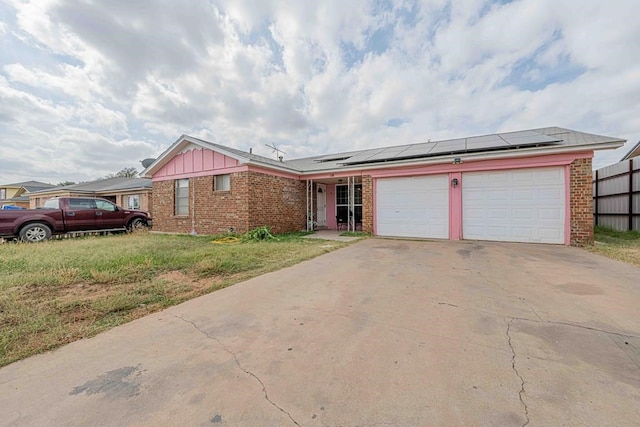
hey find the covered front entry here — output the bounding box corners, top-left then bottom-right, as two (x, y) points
(376, 175), (449, 238)
(306, 177), (362, 232)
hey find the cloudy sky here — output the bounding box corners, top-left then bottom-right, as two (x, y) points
(1, 0), (639, 184)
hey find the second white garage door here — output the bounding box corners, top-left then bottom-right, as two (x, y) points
(463, 167), (565, 244)
(377, 175), (449, 238)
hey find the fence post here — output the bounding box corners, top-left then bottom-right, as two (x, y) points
(594, 169), (599, 226)
(629, 159), (634, 231)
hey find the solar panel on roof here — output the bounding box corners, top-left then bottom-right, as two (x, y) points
(339, 131), (562, 165)
(428, 139), (467, 154)
(501, 134), (560, 145)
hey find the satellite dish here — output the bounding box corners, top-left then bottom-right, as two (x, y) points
(140, 158), (156, 168)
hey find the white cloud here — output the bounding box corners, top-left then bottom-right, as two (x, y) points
(1, 0), (639, 185)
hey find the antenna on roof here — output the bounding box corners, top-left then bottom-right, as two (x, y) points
(265, 142), (286, 160)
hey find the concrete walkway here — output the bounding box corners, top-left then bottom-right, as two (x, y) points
(302, 229), (363, 242)
(1, 239), (639, 426)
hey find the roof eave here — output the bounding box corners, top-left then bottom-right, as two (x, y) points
(297, 140), (625, 175)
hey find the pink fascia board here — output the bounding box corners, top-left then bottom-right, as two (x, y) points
(247, 165), (301, 180)
(153, 166), (249, 182)
(302, 170), (366, 181)
(368, 151), (593, 178)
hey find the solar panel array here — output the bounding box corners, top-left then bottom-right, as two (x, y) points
(338, 130), (561, 165)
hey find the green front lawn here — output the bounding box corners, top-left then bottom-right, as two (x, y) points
(0, 232), (347, 367)
(589, 226), (640, 267)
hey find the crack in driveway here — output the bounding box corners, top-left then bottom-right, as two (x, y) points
(512, 316), (640, 339)
(506, 319), (530, 427)
(175, 315), (300, 426)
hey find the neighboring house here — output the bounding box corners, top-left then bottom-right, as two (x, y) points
(620, 140), (640, 161)
(0, 181), (56, 208)
(592, 140), (640, 232)
(142, 127), (625, 246)
(28, 177), (153, 212)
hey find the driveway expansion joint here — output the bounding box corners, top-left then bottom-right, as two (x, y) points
(174, 315), (301, 426)
(506, 318), (530, 427)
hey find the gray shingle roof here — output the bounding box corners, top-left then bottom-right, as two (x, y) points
(30, 177), (152, 194)
(3, 181), (56, 192)
(283, 127), (625, 172)
(143, 127), (625, 178)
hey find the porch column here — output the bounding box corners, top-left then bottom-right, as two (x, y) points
(361, 175), (373, 233)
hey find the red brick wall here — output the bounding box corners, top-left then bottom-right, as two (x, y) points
(248, 171), (306, 233)
(151, 171), (305, 235)
(362, 175), (373, 233)
(152, 173), (249, 235)
(570, 157), (594, 246)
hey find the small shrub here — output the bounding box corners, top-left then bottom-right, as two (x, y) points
(244, 226), (278, 241)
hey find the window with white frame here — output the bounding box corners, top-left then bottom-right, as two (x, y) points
(127, 194), (140, 209)
(214, 174), (230, 191)
(335, 184), (362, 224)
(175, 179), (189, 215)
(0, 189), (5, 199)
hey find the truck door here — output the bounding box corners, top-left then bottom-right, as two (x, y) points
(95, 199), (126, 229)
(65, 198), (97, 231)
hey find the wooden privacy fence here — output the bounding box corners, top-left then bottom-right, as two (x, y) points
(592, 158), (640, 231)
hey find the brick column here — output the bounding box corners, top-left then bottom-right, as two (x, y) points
(570, 157), (594, 246)
(362, 175), (373, 233)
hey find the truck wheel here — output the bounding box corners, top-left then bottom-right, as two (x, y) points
(128, 218), (147, 232)
(19, 223), (52, 242)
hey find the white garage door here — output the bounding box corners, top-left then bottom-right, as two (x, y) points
(376, 175), (449, 238)
(463, 167), (565, 244)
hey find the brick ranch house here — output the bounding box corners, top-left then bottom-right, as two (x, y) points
(142, 127), (625, 246)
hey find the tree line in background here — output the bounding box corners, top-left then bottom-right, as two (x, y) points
(56, 167), (139, 186)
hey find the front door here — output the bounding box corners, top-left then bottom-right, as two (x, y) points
(316, 184), (327, 227)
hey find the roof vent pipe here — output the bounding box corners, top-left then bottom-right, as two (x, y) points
(249, 147), (252, 154)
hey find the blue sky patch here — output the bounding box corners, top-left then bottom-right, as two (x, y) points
(386, 118), (408, 127)
(501, 32), (587, 92)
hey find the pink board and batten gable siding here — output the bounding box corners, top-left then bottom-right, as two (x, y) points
(153, 148), (243, 181)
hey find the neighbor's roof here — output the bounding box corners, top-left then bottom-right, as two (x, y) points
(142, 127), (625, 177)
(2, 180), (56, 192)
(621, 140), (640, 161)
(29, 177), (152, 195)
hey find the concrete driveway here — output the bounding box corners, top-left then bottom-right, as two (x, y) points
(1, 239), (639, 426)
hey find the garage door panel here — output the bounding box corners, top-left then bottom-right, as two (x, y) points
(463, 167), (565, 244)
(377, 175), (449, 239)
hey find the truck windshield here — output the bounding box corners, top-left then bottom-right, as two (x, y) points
(43, 199), (60, 209)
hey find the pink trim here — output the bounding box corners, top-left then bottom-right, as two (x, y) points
(247, 165), (300, 180)
(304, 170), (365, 180)
(369, 152), (593, 178)
(372, 179), (377, 235)
(449, 172), (462, 240)
(564, 165), (571, 245)
(152, 166), (249, 182)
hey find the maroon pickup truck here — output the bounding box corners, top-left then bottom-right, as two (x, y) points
(0, 197), (152, 242)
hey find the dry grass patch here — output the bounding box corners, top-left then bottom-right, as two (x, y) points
(588, 226), (640, 267)
(0, 232), (346, 367)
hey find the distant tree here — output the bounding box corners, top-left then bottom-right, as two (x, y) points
(57, 181), (76, 186)
(104, 167), (138, 179)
